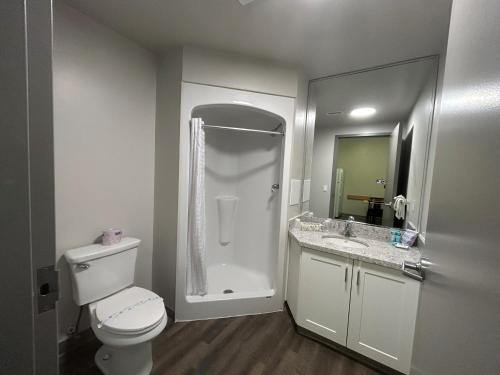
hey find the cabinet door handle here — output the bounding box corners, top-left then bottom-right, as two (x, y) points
(344, 267), (348, 283)
(356, 269), (360, 286)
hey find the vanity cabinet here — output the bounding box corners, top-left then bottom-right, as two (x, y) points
(297, 248), (352, 345)
(286, 241), (421, 374)
(347, 261), (420, 374)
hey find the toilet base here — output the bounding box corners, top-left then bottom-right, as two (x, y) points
(95, 342), (153, 375)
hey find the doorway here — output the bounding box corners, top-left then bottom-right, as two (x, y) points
(329, 135), (391, 225)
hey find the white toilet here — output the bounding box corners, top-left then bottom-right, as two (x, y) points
(65, 237), (167, 375)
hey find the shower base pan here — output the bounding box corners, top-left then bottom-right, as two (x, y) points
(186, 263), (275, 303)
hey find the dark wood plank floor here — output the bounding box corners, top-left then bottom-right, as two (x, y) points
(61, 311), (382, 375)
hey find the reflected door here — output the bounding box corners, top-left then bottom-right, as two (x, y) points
(333, 168), (344, 218)
(382, 123), (402, 226)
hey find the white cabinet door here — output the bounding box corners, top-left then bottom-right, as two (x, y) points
(297, 248), (352, 345)
(347, 261), (420, 374)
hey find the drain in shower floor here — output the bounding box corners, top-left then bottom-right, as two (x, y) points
(223, 289), (234, 294)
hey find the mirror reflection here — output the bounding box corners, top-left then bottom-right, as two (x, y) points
(307, 57), (438, 230)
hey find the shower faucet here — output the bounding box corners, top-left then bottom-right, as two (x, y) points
(271, 183), (280, 193)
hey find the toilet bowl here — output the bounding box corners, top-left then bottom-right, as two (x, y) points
(89, 287), (167, 375)
(64, 238), (166, 375)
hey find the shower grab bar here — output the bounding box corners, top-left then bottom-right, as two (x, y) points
(202, 124), (284, 136)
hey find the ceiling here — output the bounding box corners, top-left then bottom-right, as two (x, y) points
(313, 57), (437, 129)
(64, 0), (452, 78)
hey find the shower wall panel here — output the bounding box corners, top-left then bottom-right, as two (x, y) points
(204, 119), (282, 289)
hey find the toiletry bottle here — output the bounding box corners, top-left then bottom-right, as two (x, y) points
(390, 229), (397, 243)
(394, 230), (402, 243)
(323, 218), (333, 232)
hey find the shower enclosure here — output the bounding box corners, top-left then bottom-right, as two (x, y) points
(176, 83), (294, 321)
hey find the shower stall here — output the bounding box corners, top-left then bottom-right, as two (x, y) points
(175, 83), (294, 321)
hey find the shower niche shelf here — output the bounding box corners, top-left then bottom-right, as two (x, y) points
(216, 195), (239, 245)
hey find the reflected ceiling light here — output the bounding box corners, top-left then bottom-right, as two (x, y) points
(238, 0), (256, 5)
(232, 100), (253, 106)
(350, 107), (376, 118)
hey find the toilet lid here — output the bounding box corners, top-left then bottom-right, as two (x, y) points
(95, 287), (165, 334)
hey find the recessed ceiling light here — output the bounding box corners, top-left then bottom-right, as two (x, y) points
(232, 100), (253, 106)
(350, 107), (376, 118)
(238, 0), (256, 5)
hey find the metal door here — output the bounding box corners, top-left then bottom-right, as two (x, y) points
(411, 1), (500, 374)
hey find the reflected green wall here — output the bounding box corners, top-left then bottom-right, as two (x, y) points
(336, 136), (390, 217)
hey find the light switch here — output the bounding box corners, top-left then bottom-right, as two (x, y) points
(302, 179), (311, 202)
(289, 179), (301, 206)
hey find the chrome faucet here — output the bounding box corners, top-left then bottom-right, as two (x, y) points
(343, 216), (355, 237)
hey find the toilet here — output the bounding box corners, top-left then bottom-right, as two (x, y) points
(65, 237), (167, 375)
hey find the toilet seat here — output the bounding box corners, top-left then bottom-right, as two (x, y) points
(95, 287), (165, 335)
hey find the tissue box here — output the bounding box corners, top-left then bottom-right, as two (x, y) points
(102, 228), (122, 245)
(401, 229), (418, 246)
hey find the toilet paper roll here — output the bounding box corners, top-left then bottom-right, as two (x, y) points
(102, 228), (123, 246)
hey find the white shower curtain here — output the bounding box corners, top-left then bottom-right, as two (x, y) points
(187, 118), (207, 296)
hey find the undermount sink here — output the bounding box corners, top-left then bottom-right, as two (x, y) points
(321, 235), (369, 249)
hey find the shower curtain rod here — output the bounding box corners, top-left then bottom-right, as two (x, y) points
(202, 124), (284, 136)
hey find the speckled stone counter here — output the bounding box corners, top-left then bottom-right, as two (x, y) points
(289, 227), (421, 271)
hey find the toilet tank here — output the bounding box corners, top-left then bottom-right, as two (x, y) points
(64, 237), (141, 305)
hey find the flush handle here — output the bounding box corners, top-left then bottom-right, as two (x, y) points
(76, 263), (90, 270)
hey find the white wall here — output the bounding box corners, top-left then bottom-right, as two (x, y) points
(152, 48), (183, 311)
(310, 128), (335, 217)
(310, 124), (396, 218)
(288, 73), (309, 218)
(53, 2), (157, 341)
(153, 46), (305, 310)
(301, 87), (317, 213)
(53, 37), (304, 319)
(182, 45), (299, 98)
(202, 116), (282, 282)
(181, 46), (306, 219)
(404, 70), (437, 231)
(204, 131), (239, 268)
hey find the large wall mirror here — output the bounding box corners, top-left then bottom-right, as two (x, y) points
(302, 56), (439, 233)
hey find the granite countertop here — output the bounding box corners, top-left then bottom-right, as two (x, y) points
(289, 227), (421, 270)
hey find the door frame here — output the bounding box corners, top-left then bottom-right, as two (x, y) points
(328, 132), (392, 220)
(0, 1), (58, 373)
